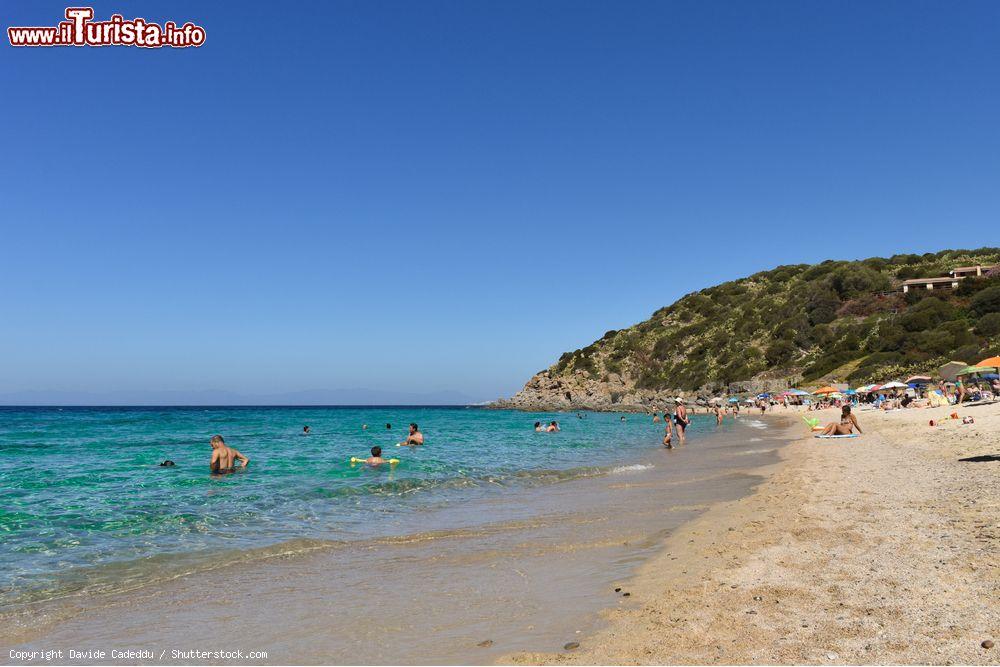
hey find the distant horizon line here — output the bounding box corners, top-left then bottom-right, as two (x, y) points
(0, 403), (490, 408)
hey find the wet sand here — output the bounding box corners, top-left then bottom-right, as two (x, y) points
(1, 419), (791, 665)
(514, 403), (1000, 665)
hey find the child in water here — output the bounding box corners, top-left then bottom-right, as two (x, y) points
(662, 420), (674, 448)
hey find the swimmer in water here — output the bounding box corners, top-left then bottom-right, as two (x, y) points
(620, 415), (626, 423)
(534, 421), (543, 432)
(401, 423), (423, 446)
(365, 446), (388, 466)
(159, 460), (176, 467)
(653, 413), (661, 423)
(662, 420), (674, 448)
(386, 423), (392, 430)
(209, 435), (249, 474)
(303, 425), (310, 435)
(546, 420), (560, 432)
(362, 424), (368, 430)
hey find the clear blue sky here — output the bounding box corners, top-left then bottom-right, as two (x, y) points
(2, 1), (998, 402)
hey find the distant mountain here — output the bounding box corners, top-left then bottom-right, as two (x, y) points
(0, 388), (479, 406)
(497, 247), (1000, 411)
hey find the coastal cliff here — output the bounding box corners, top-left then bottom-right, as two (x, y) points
(495, 248), (1000, 411)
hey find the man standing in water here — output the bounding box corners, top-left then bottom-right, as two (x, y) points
(401, 423), (424, 446)
(209, 435), (249, 474)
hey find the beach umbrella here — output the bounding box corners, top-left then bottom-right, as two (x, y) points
(844, 389), (857, 395)
(880, 381), (907, 389)
(904, 375), (932, 385)
(939, 361), (968, 382)
(956, 365), (993, 376)
(728, 397), (739, 403)
(977, 355), (1000, 370)
(812, 386), (838, 395)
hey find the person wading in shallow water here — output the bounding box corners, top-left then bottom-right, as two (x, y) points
(662, 419), (674, 449)
(209, 435), (249, 474)
(673, 399), (690, 443)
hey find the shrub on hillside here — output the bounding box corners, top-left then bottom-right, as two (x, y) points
(830, 266), (892, 299)
(765, 339), (796, 366)
(970, 285), (1000, 317)
(898, 297), (956, 332)
(976, 312), (1000, 337)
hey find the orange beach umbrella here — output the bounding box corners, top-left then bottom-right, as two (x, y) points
(977, 356), (1000, 370)
(812, 386), (838, 395)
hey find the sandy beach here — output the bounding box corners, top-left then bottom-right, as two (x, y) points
(512, 402), (1000, 665)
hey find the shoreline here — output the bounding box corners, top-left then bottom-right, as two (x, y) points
(511, 403), (1000, 665)
(1, 414), (790, 665)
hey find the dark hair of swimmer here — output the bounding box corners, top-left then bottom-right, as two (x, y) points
(534, 421), (541, 428)
(386, 423), (391, 429)
(372, 446), (382, 457)
(210, 435), (225, 446)
(410, 423), (418, 430)
(303, 425), (310, 433)
(159, 460), (176, 467)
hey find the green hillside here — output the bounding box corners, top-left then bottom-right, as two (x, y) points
(550, 248), (1000, 392)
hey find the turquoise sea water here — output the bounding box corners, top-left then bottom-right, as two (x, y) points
(0, 406), (724, 608)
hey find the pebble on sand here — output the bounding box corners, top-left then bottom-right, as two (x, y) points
(477, 640), (493, 648)
(982, 640), (994, 649)
(564, 642), (580, 651)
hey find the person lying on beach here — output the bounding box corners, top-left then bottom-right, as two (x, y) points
(400, 423), (424, 446)
(546, 421), (560, 432)
(365, 446), (389, 466)
(819, 405), (862, 436)
(209, 435), (249, 474)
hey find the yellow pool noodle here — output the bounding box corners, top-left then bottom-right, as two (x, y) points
(350, 457), (399, 465)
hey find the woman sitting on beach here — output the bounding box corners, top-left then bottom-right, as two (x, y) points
(820, 405), (862, 436)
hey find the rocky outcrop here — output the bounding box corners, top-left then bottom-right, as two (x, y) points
(491, 369), (691, 412)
